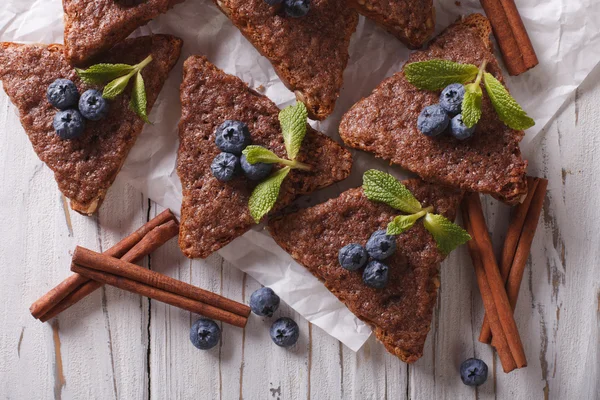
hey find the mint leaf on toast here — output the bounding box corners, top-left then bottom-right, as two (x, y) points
(387, 212), (425, 235)
(243, 145), (312, 171)
(483, 72), (535, 130)
(363, 170), (422, 214)
(404, 60), (479, 91)
(462, 82), (483, 128)
(248, 167), (291, 223)
(130, 71), (150, 123)
(76, 64), (135, 85)
(279, 102), (308, 160)
(422, 213), (471, 255)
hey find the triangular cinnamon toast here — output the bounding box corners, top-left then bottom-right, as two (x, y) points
(177, 56), (352, 258)
(63, 0), (183, 66)
(0, 35), (183, 215)
(213, 0), (358, 120)
(348, 0), (434, 48)
(340, 15), (528, 204)
(268, 179), (463, 362)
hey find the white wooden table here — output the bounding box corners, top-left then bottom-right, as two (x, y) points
(1, 61), (599, 399)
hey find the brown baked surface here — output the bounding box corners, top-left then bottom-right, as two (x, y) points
(268, 180), (463, 362)
(177, 56), (352, 259)
(63, 0), (183, 66)
(213, 0), (358, 120)
(0, 35), (182, 215)
(348, 0), (434, 48)
(339, 14), (528, 204)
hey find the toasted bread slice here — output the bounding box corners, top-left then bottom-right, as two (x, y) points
(269, 180), (463, 362)
(63, 0), (183, 66)
(0, 35), (183, 215)
(213, 0), (358, 120)
(348, 0), (434, 48)
(177, 56), (352, 258)
(339, 14), (528, 204)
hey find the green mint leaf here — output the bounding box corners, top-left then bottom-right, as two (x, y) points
(76, 64), (135, 85)
(422, 213), (471, 255)
(248, 166), (291, 223)
(461, 82), (483, 128)
(242, 145), (285, 165)
(279, 102), (308, 160)
(483, 72), (535, 130)
(362, 170), (422, 214)
(404, 60), (479, 91)
(387, 213), (422, 235)
(102, 71), (135, 100)
(129, 71), (150, 123)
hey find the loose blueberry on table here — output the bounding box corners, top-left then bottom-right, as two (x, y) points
(53, 109), (86, 140)
(460, 358), (488, 386)
(366, 230), (396, 260)
(249, 287), (280, 317)
(417, 104), (450, 137)
(338, 243), (368, 271)
(439, 83), (465, 116)
(211, 152), (241, 182)
(241, 154), (273, 181)
(215, 120), (252, 155)
(79, 89), (110, 121)
(47, 79), (79, 110)
(270, 317), (300, 347)
(362, 260), (389, 289)
(190, 318), (221, 350)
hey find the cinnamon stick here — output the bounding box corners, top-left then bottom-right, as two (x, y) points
(72, 264), (247, 328)
(71, 246), (251, 324)
(480, 0), (538, 75)
(480, 177), (539, 342)
(462, 205), (517, 373)
(464, 193), (527, 368)
(31, 210), (177, 320)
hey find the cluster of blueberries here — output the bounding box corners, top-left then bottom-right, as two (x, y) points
(264, 0), (310, 18)
(189, 287), (300, 350)
(47, 79), (110, 140)
(338, 230), (397, 289)
(417, 83), (475, 140)
(210, 120), (273, 182)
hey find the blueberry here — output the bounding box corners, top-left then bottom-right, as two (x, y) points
(284, 0), (310, 17)
(270, 317), (300, 347)
(215, 120), (251, 155)
(365, 230), (396, 260)
(264, 0), (283, 5)
(362, 260), (389, 289)
(417, 104), (450, 137)
(211, 152), (240, 182)
(450, 114), (476, 140)
(240, 154), (273, 181)
(190, 318), (221, 350)
(249, 287), (280, 317)
(338, 244), (368, 271)
(47, 79), (79, 110)
(439, 83), (465, 116)
(460, 358), (488, 386)
(78, 89), (109, 121)
(53, 109), (86, 140)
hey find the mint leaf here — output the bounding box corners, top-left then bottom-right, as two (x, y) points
(129, 72), (150, 123)
(248, 167), (291, 223)
(422, 213), (471, 255)
(362, 170), (422, 214)
(404, 60), (479, 91)
(76, 64), (135, 85)
(484, 72), (535, 130)
(279, 102), (308, 160)
(461, 82), (482, 128)
(103, 71), (135, 100)
(242, 145), (285, 165)
(387, 213), (422, 235)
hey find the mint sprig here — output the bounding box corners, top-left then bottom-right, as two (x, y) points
(362, 170), (471, 254)
(246, 102), (311, 223)
(404, 59), (534, 131)
(76, 55), (153, 121)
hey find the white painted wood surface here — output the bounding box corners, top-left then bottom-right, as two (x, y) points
(0, 65), (599, 400)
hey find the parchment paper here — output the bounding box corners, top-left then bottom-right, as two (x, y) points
(1, 0), (599, 351)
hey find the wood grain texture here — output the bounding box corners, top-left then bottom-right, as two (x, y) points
(1, 64), (599, 399)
